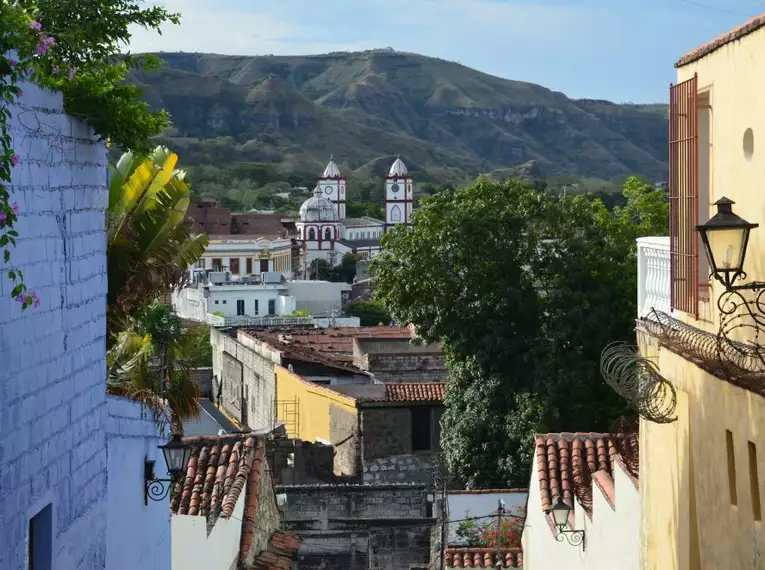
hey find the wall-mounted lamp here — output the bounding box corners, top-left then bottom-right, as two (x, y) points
(544, 496), (585, 550)
(144, 434), (192, 505)
(695, 197), (760, 291)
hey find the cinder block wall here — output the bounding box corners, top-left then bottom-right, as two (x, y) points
(0, 82), (109, 569)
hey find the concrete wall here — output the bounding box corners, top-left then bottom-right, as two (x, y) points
(286, 280), (351, 317)
(190, 367), (213, 398)
(361, 407), (412, 459)
(278, 483), (434, 570)
(275, 365), (358, 444)
(208, 286), (293, 318)
(329, 404), (359, 476)
(0, 82), (109, 570)
(172, 287), (207, 322)
(106, 396), (170, 570)
(172, 492), (245, 570)
(522, 458), (639, 570)
(353, 339), (446, 382)
(210, 327), (277, 430)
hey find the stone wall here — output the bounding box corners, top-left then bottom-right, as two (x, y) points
(278, 483), (435, 570)
(190, 367), (213, 398)
(239, 454), (282, 567)
(361, 407), (412, 460)
(0, 82), (109, 569)
(353, 338), (446, 382)
(210, 327), (276, 430)
(363, 453), (440, 485)
(329, 404), (359, 476)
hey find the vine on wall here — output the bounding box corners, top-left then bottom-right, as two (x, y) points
(0, 0), (177, 310)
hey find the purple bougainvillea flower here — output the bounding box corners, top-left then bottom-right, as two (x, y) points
(52, 66), (59, 75)
(45, 36), (56, 46)
(0, 211), (6, 227)
(11, 203), (19, 216)
(28, 21), (42, 31)
(31, 291), (40, 309)
(68, 67), (76, 81)
(17, 89), (23, 98)
(35, 43), (48, 56)
(8, 58), (16, 67)
(17, 292), (27, 304)
(11, 154), (19, 166)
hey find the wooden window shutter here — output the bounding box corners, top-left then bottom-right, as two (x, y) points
(669, 73), (699, 316)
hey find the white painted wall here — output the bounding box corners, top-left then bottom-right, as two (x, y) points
(198, 237), (292, 279)
(208, 286), (293, 317)
(106, 396), (170, 570)
(171, 490), (245, 570)
(522, 462), (639, 570)
(0, 81), (109, 570)
(286, 280), (351, 317)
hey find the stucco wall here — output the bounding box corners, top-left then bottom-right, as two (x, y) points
(285, 280), (350, 317)
(637, 341), (765, 570)
(210, 327), (277, 430)
(106, 396), (170, 570)
(0, 82), (109, 570)
(275, 365), (358, 443)
(329, 404), (359, 476)
(171, 491), (245, 570)
(522, 459), (639, 570)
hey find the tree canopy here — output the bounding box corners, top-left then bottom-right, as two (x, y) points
(371, 176), (668, 487)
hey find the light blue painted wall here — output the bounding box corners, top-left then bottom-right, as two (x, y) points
(106, 396), (171, 570)
(0, 81), (109, 569)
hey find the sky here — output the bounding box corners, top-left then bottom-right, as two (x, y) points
(127, 0), (764, 103)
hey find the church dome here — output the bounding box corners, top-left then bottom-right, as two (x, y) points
(322, 157), (342, 179)
(299, 187), (338, 222)
(388, 156), (408, 177)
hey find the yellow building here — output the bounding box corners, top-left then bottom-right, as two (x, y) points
(629, 13), (765, 570)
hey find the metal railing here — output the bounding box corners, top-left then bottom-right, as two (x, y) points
(206, 314), (314, 328)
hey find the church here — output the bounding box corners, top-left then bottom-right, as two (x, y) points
(296, 155), (414, 267)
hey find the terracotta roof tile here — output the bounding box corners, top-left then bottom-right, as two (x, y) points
(445, 547), (523, 568)
(383, 382), (446, 402)
(171, 434), (264, 527)
(676, 12), (765, 67)
(534, 432), (636, 520)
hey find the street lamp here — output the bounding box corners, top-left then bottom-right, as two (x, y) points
(544, 496), (585, 550)
(144, 433), (192, 505)
(695, 197), (759, 290)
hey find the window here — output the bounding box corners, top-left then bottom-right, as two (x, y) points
(324, 227), (332, 240)
(411, 408), (433, 451)
(726, 429), (738, 505)
(669, 74), (707, 316)
(390, 205), (402, 222)
(222, 300), (227, 304)
(260, 259), (269, 273)
(212, 258), (223, 271)
(236, 299), (245, 316)
(214, 300), (219, 304)
(195, 259), (205, 269)
(308, 228), (316, 240)
(29, 504), (53, 570)
(750, 441), (761, 521)
(268, 299), (276, 315)
(254, 299), (259, 315)
(246, 258), (253, 274)
(230, 258), (240, 275)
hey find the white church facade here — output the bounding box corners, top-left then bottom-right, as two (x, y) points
(296, 156), (414, 269)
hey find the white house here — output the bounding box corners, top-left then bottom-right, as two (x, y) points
(521, 432), (639, 570)
(195, 235), (293, 280)
(0, 82), (111, 569)
(170, 434), (300, 570)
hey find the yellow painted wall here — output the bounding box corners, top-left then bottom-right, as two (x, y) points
(638, 339), (765, 570)
(675, 27), (765, 334)
(274, 365), (358, 441)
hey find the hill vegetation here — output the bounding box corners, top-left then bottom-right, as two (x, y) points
(128, 50), (668, 212)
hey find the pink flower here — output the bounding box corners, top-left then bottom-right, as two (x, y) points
(11, 203), (19, 216)
(17, 292), (27, 304)
(45, 36), (56, 46)
(31, 291), (40, 308)
(0, 211), (6, 227)
(28, 21), (42, 31)
(35, 43), (48, 56)
(11, 154), (19, 166)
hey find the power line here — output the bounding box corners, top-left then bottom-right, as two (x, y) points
(678, 0), (752, 16)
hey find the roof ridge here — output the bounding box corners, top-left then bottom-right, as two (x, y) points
(675, 12), (765, 67)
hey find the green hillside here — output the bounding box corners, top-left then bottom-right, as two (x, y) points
(130, 50), (668, 192)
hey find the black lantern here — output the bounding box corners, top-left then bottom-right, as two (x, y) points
(144, 433), (191, 505)
(159, 433), (193, 480)
(544, 496), (585, 549)
(695, 197), (759, 290)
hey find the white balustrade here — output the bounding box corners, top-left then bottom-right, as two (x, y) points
(637, 236), (671, 319)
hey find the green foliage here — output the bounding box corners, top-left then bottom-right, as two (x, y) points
(291, 309), (311, 317)
(185, 325), (213, 368)
(346, 200), (384, 219)
(372, 176), (668, 487)
(330, 253), (362, 283)
(309, 258), (331, 281)
(345, 300), (391, 326)
(456, 506), (526, 548)
(107, 146), (208, 342)
(108, 300), (201, 432)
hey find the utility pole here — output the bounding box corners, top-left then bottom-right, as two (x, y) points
(496, 499), (505, 566)
(438, 474), (447, 570)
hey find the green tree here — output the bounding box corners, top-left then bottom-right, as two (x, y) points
(372, 176), (667, 487)
(345, 299), (391, 326)
(108, 301), (201, 433)
(330, 253), (362, 283)
(107, 146), (208, 342)
(309, 258), (331, 281)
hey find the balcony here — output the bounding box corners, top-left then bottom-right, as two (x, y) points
(637, 237), (671, 319)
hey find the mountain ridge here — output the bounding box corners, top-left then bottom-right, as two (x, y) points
(130, 50), (669, 183)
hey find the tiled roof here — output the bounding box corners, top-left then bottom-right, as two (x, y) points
(384, 382), (445, 402)
(445, 548), (523, 568)
(171, 434), (264, 525)
(676, 12), (765, 67)
(248, 530), (301, 570)
(448, 488), (528, 495)
(535, 432), (636, 518)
